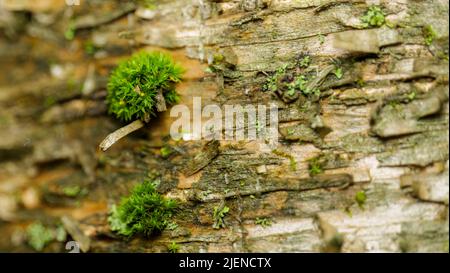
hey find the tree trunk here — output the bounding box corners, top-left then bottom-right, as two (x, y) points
(0, 0), (448, 253)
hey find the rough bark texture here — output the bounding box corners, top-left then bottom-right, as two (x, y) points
(0, 0), (448, 253)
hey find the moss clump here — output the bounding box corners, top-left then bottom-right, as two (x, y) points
(160, 145), (173, 158)
(26, 222), (67, 251)
(333, 67), (343, 79)
(263, 64), (288, 92)
(63, 185), (82, 197)
(108, 181), (177, 237)
(167, 241), (180, 253)
(308, 157), (323, 176)
(272, 149), (297, 171)
(355, 190), (367, 208)
(262, 55), (323, 102)
(255, 217), (272, 228)
(212, 205), (229, 229)
(106, 51), (183, 122)
(27, 222), (54, 251)
(423, 25), (437, 46)
(361, 6), (385, 28)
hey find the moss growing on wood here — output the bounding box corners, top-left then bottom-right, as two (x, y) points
(212, 204), (230, 229)
(255, 217), (272, 228)
(361, 6), (386, 28)
(106, 51), (183, 122)
(272, 149), (297, 171)
(26, 222), (67, 251)
(108, 181), (177, 237)
(308, 156), (323, 176)
(355, 191), (367, 208)
(167, 241), (180, 253)
(423, 25), (437, 46)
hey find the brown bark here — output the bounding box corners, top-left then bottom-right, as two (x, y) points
(0, 0), (448, 253)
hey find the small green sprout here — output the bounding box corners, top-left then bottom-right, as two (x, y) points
(200, 190), (212, 199)
(333, 67), (343, 79)
(356, 78), (365, 87)
(167, 241), (180, 253)
(318, 34), (325, 45)
(299, 56), (311, 68)
(84, 41), (99, 56)
(108, 181), (177, 237)
(263, 65), (287, 92)
(212, 205), (230, 229)
(272, 149), (297, 171)
(407, 91), (416, 101)
(355, 190), (367, 208)
(308, 157), (323, 176)
(63, 185), (82, 197)
(361, 6), (385, 28)
(423, 25), (437, 46)
(255, 217), (272, 228)
(55, 225), (67, 242)
(26, 222), (56, 251)
(437, 51), (449, 61)
(64, 22), (76, 40)
(289, 157), (297, 171)
(160, 146), (173, 158)
(287, 75), (308, 96)
(166, 221), (179, 231)
(136, 0), (157, 9)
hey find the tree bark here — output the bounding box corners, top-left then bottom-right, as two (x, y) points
(0, 0), (448, 253)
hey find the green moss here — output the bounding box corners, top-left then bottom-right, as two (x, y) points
(263, 64), (288, 92)
(84, 41), (100, 56)
(55, 225), (67, 242)
(26, 222), (55, 251)
(287, 75), (308, 96)
(212, 205), (229, 229)
(62, 185), (79, 197)
(298, 56), (311, 68)
(289, 157), (297, 171)
(356, 78), (365, 87)
(272, 149), (297, 171)
(361, 6), (385, 28)
(108, 181), (177, 237)
(64, 22), (76, 40)
(407, 91), (416, 101)
(437, 51), (449, 61)
(106, 51), (183, 122)
(167, 241), (180, 253)
(423, 25), (437, 46)
(264, 57), (322, 99)
(44, 96), (56, 108)
(333, 67), (343, 79)
(355, 190), (367, 208)
(160, 146), (173, 158)
(166, 221), (178, 231)
(318, 34), (325, 45)
(213, 53), (225, 64)
(308, 157), (323, 176)
(135, 0), (157, 9)
(255, 217), (272, 228)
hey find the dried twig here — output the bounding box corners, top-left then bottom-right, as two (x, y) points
(99, 119), (144, 151)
